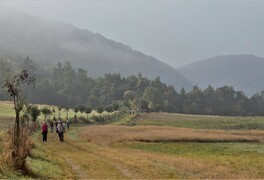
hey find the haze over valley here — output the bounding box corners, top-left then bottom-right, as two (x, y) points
(0, 5), (192, 91)
(1, 3), (264, 95)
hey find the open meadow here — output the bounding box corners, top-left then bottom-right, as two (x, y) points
(1, 102), (264, 178)
(122, 113), (264, 130)
(72, 113), (264, 178)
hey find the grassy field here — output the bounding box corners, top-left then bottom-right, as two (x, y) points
(0, 101), (15, 118)
(77, 124), (264, 178)
(2, 103), (264, 178)
(123, 113), (264, 130)
(78, 125), (264, 145)
(2, 124), (263, 179)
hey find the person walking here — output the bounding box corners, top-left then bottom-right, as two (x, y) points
(57, 121), (65, 142)
(50, 120), (54, 133)
(55, 120), (58, 133)
(66, 119), (70, 130)
(41, 122), (48, 142)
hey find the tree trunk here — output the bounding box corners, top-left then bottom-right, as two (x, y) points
(12, 110), (21, 168)
(14, 110), (20, 146)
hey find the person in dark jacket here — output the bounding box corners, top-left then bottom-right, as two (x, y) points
(55, 120), (59, 133)
(57, 121), (65, 142)
(50, 120), (54, 133)
(41, 122), (48, 142)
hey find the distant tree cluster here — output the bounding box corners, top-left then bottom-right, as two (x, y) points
(1, 58), (264, 116)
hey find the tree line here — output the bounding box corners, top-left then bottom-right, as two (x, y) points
(1, 57), (264, 116)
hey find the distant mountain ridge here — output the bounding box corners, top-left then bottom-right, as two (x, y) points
(0, 5), (192, 91)
(177, 55), (264, 95)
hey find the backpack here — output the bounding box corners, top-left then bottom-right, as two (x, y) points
(57, 124), (64, 133)
(42, 124), (48, 132)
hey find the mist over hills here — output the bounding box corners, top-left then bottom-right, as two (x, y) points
(0, 5), (192, 91)
(177, 55), (264, 95)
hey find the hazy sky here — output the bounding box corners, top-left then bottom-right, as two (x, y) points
(1, 0), (264, 68)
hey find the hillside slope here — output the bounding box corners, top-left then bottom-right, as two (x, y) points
(0, 5), (192, 91)
(177, 55), (264, 95)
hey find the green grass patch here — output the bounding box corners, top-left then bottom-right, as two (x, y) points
(0, 169), (30, 179)
(116, 141), (264, 157)
(107, 114), (136, 125)
(26, 134), (74, 179)
(131, 113), (264, 130)
(0, 102), (15, 118)
(114, 141), (264, 178)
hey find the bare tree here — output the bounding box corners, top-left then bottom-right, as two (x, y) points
(2, 70), (35, 169)
(3, 70), (35, 144)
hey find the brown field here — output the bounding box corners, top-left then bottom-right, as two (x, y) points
(78, 125), (264, 146)
(24, 125), (264, 179)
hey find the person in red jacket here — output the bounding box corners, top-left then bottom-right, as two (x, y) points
(41, 122), (48, 142)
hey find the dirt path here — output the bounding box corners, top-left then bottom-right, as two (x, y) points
(61, 154), (87, 179)
(43, 131), (90, 179)
(43, 127), (133, 179)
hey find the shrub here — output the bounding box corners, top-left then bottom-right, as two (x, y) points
(97, 106), (104, 113)
(78, 116), (93, 124)
(92, 116), (105, 123)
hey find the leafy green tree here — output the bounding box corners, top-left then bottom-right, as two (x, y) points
(105, 105), (114, 112)
(41, 107), (52, 121)
(78, 105), (86, 117)
(164, 85), (179, 112)
(214, 86), (236, 115)
(74, 107), (79, 118)
(29, 105), (41, 122)
(234, 91), (248, 115)
(139, 99), (149, 112)
(203, 85), (215, 114)
(19, 56), (37, 77)
(184, 85), (205, 114)
(143, 86), (163, 112)
(85, 106), (92, 119)
(113, 103), (119, 111)
(97, 106), (104, 113)
(248, 91), (264, 115)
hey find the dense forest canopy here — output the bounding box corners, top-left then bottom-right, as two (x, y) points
(1, 57), (264, 116)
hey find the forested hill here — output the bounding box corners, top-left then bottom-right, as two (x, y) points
(177, 55), (264, 96)
(0, 5), (192, 91)
(2, 58), (264, 116)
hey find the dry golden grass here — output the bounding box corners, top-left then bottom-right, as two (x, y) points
(9, 125), (263, 179)
(0, 127), (34, 175)
(79, 125), (264, 146)
(113, 148), (258, 179)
